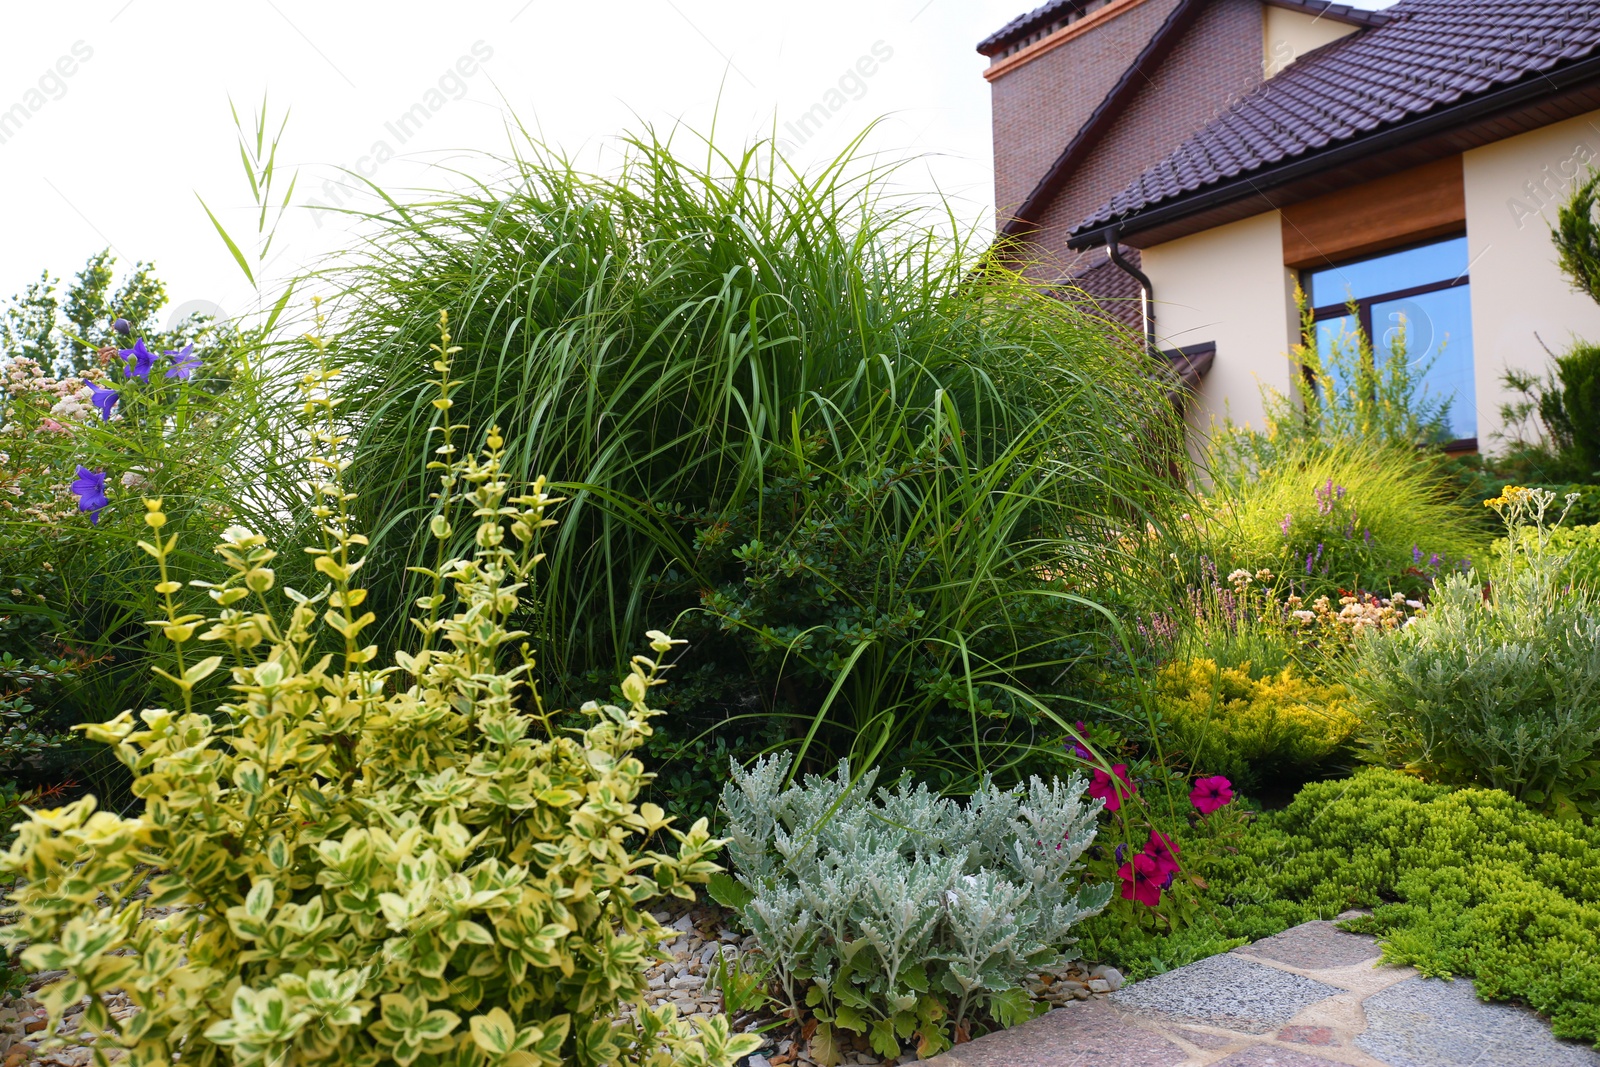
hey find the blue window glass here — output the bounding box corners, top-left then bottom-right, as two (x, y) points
(1303, 235), (1476, 444)
(1371, 287), (1476, 439)
(1307, 236), (1469, 308)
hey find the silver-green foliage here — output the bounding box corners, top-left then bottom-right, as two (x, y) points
(719, 754), (1109, 1061)
(1351, 488), (1600, 814)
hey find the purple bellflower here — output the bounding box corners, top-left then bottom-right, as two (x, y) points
(113, 317), (130, 336)
(84, 380), (119, 421)
(121, 339), (156, 382)
(70, 466), (109, 524)
(164, 344), (200, 380)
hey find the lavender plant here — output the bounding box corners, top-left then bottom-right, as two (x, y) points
(719, 754), (1109, 1062)
(1350, 487), (1600, 815)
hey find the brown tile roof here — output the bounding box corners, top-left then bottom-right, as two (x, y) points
(979, 0), (1386, 58)
(1068, 0), (1600, 242)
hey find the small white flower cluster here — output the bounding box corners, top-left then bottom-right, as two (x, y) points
(1285, 592), (1423, 637)
(1, 357), (100, 436)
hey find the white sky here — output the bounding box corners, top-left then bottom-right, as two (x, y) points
(0, 0), (1396, 328)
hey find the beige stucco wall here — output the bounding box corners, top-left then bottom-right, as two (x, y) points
(1141, 209), (1298, 461)
(1463, 109), (1600, 451)
(1262, 6), (1358, 78)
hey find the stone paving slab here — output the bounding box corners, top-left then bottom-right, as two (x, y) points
(1233, 921), (1382, 970)
(923, 920), (1600, 1067)
(926, 998), (1190, 1066)
(1108, 953), (1343, 1034)
(1355, 976), (1600, 1067)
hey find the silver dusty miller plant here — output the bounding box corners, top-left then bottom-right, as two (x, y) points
(718, 755), (1109, 1062)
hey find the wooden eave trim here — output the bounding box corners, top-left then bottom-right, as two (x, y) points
(984, 0), (1156, 83)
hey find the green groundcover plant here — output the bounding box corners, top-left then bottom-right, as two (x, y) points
(1081, 769), (1600, 1048)
(0, 319), (757, 1067)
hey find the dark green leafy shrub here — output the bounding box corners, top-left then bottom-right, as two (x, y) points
(665, 444), (1114, 784)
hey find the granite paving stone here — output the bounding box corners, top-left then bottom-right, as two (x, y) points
(1354, 977), (1600, 1067)
(1206, 1046), (1346, 1066)
(924, 998), (1188, 1067)
(1108, 952), (1343, 1034)
(1233, 921), (1383, 970)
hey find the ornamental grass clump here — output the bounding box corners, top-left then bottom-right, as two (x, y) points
(317, 128), (1185, 781)
(718, 754), (1110, 1062)
(0, 314), (758, 1067)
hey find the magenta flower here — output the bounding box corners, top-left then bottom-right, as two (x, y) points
(1190, 775), (1235, 815)
(1089, 764), (1136, 813)
(164, 344), (200, 380)
(1117, 852), (1164, 907)
(70, 466), (109, 524)
(1143, 829), (1181, 875)
(84, 380), (119, 421)
(121, 339), (156, 382)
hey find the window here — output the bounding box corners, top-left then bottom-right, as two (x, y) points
(1304, 235), (1476, 445)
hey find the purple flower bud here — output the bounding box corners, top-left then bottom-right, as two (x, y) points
(113, 318), (130, 336)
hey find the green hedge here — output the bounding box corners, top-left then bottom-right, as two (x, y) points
(1082, 769), (1600, 1045)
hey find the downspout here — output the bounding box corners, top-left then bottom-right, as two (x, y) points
(1105, 235), (1156, 355)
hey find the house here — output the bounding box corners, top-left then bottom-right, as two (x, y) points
(979, 0), (1600, 454)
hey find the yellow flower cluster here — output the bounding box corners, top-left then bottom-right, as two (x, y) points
(1484, 485), (1533, 509)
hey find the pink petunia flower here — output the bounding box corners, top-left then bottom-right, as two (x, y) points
(1088, 763), (1136, 813)
(1117, 852), (1163, 907)
(1143, 829), (1181, 875)
(1190, 775), (1235, 815)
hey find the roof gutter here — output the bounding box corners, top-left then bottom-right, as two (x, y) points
(1066, 50), (1600, 251)
(1104, 236), (1156, 353)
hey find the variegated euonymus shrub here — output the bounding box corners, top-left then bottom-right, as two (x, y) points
(0, 315), (759, 1067)
(719, 755), (1110, 1062)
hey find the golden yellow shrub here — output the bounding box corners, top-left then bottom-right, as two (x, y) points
(1156, 658), (1359, 784)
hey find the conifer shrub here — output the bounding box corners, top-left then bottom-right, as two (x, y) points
(1153, 658), (1357, 789)
(717, 754), (1110, 1062)
(0, 318), (758, 1067)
